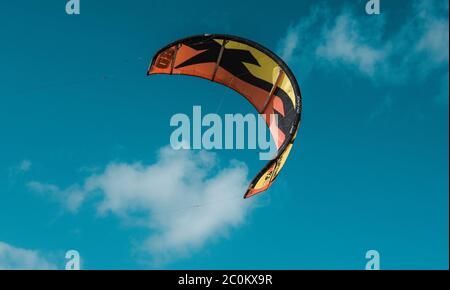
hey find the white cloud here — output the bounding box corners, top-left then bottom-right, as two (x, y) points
(278, 0), (449, 87)
(413, 1), (449, 64)
(28, 181), (85, 213)
(279, 27), (299, 64)
(277, 5), (388, 78)
(276, 4), (327, 76)
(415, 18), (449, 64)
(316, 12), (386, 77)
(28, 146), (253, 263)
(0, 241), (56, 270)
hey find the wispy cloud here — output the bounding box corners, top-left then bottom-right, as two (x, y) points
(8, 159), (33, 184)
(316, 10), (386, 77)
(9, 159), (31, 176)
(276, 4), (327, 76)
(278, 0), (449, 95)
(412, 0), (449, 64)
(0, 241), (56, 270)
(18, 160), (32, 172)
(28, 146), (253, 263)
(27, 181), (86, 213)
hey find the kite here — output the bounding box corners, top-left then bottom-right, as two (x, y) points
(148, 34), (302, 198)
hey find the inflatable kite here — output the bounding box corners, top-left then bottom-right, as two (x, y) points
(148, 34), (302, 198)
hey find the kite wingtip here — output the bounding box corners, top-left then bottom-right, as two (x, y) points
(243, 189), (258, 199)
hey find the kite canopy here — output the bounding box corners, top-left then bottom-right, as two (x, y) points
(148, 34), (302, 198)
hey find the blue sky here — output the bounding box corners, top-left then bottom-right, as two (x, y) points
(0, 0), (448, 269)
